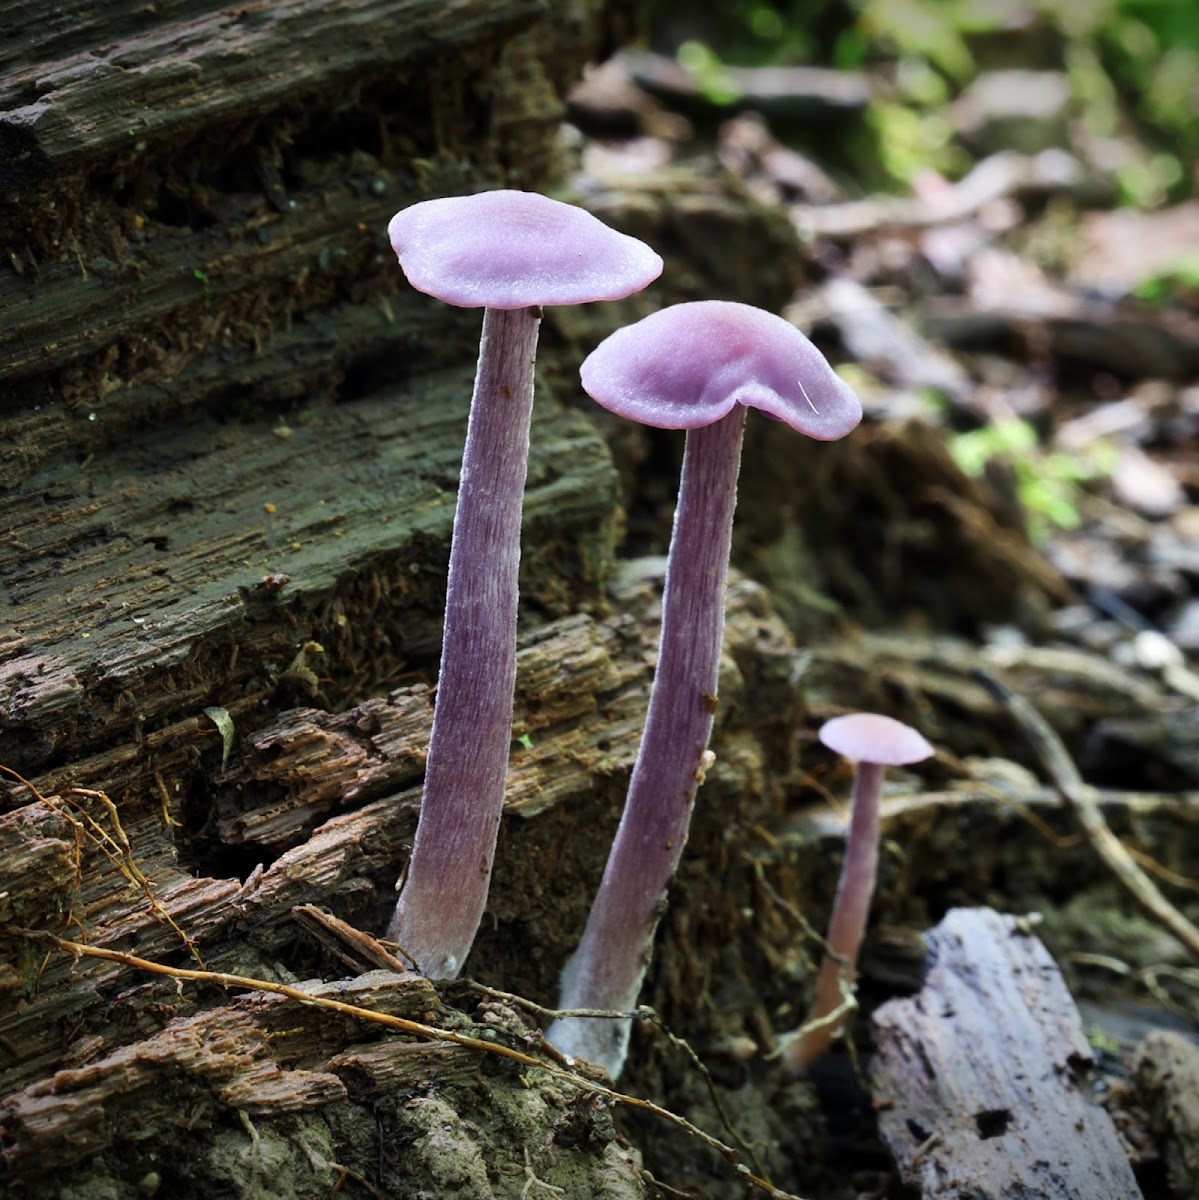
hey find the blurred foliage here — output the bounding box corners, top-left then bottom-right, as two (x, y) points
(1132, 253), (1199, 306)
(646, 0), (1198, 202)
(949, 418), (1118, 543)
(645, 0), (853, 67)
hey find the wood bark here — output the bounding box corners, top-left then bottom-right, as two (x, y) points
(871, 908), (1143, 1200)
(0, 556), (805, 1195)
(1135, 1031), (1199, 1198)
(0, 2), (669, 1195)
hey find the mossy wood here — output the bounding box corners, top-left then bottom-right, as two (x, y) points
(0, 2), (661, 1194)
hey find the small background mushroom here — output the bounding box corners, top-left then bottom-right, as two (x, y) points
(780, 711), (934, 1072)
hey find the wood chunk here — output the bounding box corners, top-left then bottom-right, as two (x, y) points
(0, 0), (542, 186)
(871, 908), (1143, 1200)
(0, 800), (79, 932)
(0, 970), (439, 1180)
(215, 612), (620, 848)
(0, 377), (618, 783)
(0, 560), (805, 1100)
(1, 967), (645, 1198)
(325, 1038), (478, 1100)
(1135, 1030), (1199, 1197)
(216, 690), (433, 848)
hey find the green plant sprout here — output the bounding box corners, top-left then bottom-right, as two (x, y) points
(192, 267), (212, 307)
(676, 41), (741, 106)
(1133, 254), (1199, 306)
(949, 417), (1117, 543)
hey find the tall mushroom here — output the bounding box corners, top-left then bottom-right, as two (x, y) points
(547, 300), (862, 1076)
(386, 190), (662, 979)
(779, 712), (933, 1072)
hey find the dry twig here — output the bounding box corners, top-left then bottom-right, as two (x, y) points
(12, 930), (808, 1200)
(976, 669), (1199, 961)
(0, 765), (203, 966)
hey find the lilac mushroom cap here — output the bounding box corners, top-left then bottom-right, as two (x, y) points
(580, 300), (861, 440)
(548, 301), (862, 1077)
(383, 191), (661, 980)
(818, 712), (934, 766)
(388, 189), (663, 310)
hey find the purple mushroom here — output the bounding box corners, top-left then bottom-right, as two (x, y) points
(780, 712), (933, 1072)
(547, 300), (862, 1076)
(386, 190), (662, 979)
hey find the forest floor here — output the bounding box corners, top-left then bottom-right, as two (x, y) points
(556, 30), (1199, 1200)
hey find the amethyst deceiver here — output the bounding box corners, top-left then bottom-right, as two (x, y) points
(386, 190), (661, 980)
(547, 300), (862, 1076)
(780, 712), (933, 1072)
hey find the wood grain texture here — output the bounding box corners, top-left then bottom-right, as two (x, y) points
(0, 368), (620, 778)
(0, 0), (543, 185)
(871, 908), (1143, 1200)
(0, 564), (803, 1103)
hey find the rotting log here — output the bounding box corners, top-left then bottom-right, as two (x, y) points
(1135, 1031), (1199, 1197)
(0, 561), (804, 1136)
(0, 0), (636, 455)
(0, 372), (620, 777)
(0, 563), (801, 1198)
(0, 967), (649, 1199)
(871, 907), (1144, 1200)
(0, 3), (670, 1194)
(0, 1), (543, 186)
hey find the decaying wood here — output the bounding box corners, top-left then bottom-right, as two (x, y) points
(0, 963), (655, 1199)
(804, 627), (1183, 758)
(291, 904), (413, 975)
(1135, 1031), (1199, 1198)
(0, 552), (817, 1198)
(0, 0), (628, 470)
(871, 907), (1143, 1200)
(0, 562), (802, 1097)
(0, 970), (440, 1176)
(0, 0), (541, 187)
(0, 380), (618, 782)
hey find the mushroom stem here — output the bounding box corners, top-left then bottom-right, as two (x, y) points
(780, 759), (885, 1072)
(548, 406), (748, 1076)
(387, 305), (540, 979)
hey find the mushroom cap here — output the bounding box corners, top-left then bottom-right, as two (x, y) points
(388, 190), (663, 310)
(579, 300), (862, 440)
(818, 712), (934, 766)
